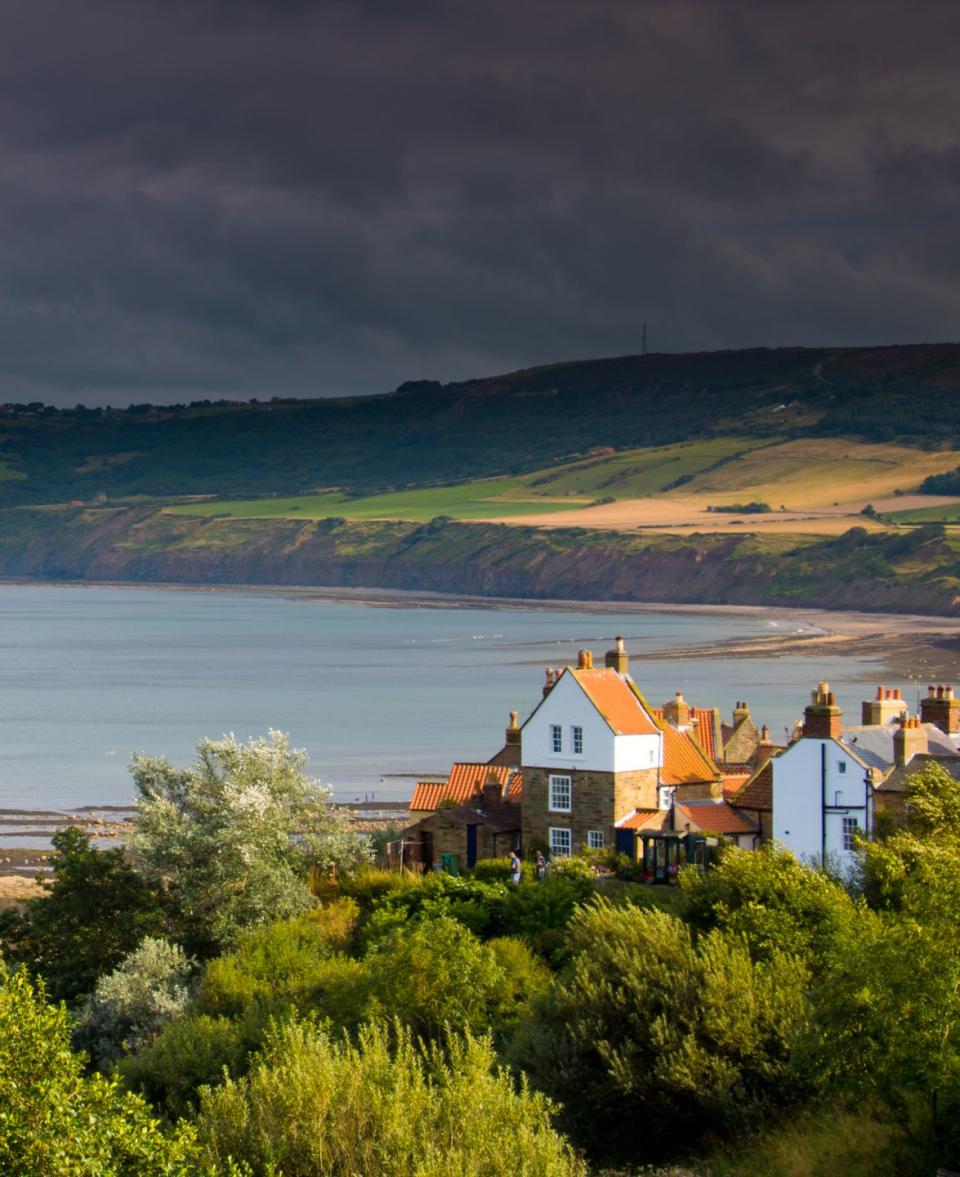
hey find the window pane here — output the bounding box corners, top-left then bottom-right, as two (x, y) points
(549, 827), (571, 857)
(587, 830), (603, 849)
(551, 725), (562, 753)
(572, 726), (583, 755)
(549, 774), (571, 812)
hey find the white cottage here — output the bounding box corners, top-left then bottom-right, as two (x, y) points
(772, 683), (875, 874)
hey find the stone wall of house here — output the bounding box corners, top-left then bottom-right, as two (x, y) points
(522, 765), (659, 854)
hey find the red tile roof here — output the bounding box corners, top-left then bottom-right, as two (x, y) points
(568, 669), (660, 736)
(675, 800), (758, 835)
(660, 723), (721, 786)
(409, 763), (521, 811)
(721, 773), (751, 800)
(650, 706), (721, 763)
(616, 808), (670, 831)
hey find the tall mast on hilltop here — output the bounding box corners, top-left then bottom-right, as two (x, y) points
(641, 322), (648, 355)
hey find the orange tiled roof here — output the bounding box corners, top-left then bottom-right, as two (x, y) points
(675, 800), (758, 836)
(409, 763), (520, 811)
(568, 669), (659, 736)
(721, 773), (751, 799)
(730, 761), (773, 812)
(616, 808), (670, 831)
(650, 706), (720, 762)
(660, 723), (721, 786)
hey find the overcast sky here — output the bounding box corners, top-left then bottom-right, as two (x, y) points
(1, 0), (958, 405)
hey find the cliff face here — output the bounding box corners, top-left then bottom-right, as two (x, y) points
(0, 506), (957, 616)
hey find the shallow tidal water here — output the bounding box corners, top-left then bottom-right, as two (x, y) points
(0, 583), (911, 810)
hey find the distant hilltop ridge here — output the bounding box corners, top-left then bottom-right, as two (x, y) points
(1, 342), (959, 506)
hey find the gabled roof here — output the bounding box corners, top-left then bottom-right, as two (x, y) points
(650, 706), (721, 762)
(566, 668), (660, 736)
(660, 723), (721, 786)
(731, 760), (773, 812)
(409, 763), (521, 811)
(675, 799), (758, 836)
(841, 723), (959, 769)
(876, 753), (960, 794)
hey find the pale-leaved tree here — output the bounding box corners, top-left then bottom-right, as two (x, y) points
(129, 731), (370, 953)
(74, 936), (195, 1068)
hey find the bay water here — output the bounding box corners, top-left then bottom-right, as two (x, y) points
(0, 584), (905, 810)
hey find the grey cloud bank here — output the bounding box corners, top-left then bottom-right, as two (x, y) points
(1, 0), (958, 404)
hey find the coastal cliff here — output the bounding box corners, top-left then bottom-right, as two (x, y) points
(0, 505), (957, 616)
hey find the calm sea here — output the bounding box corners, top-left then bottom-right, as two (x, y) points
(0, 584), (906, 810)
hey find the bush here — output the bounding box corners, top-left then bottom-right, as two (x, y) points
(364, 915), (506, 1040)
(74, 937), (194, 1068)
(194, 1018), (586, 1177)
(472, 857), (533, 884)
(0, 963), (198, 1175)
(118, 1011), (247, 1118)
(678, 844), (861, 974)
(513, 901), (808, 1162)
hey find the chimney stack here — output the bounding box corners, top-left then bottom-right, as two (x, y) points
(481, 770), (503, 810)
(756, 724), (775, 765)
(894, 715), (928, 767)
(543, 668), (556, 698)
(505, 710), (521, 748)
(920, 684), (960, 734)
(733, 700), (751, 725)
(802, 682), (843, 741)
(576, 649), (594, 670)
(604, 635), (629, 674)
(861, 685), (908, 726)
(663, 690), (692, 728)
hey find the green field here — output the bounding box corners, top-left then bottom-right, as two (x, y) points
(167, 438), (773, 524)
(517, 436), (768, 498)
(889, 502), (960, 524)
(169, 479), (594, 523)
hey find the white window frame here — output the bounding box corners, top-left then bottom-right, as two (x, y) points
(842, 815), (858, 851)
(550, 724), (563, 753)
(572, 725), (583, 755)
(548, 774), (572, 813)
(549, 827), (572, 858)
(587, 830), (604, 850)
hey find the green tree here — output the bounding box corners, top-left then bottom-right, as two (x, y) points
(513, 901), (808, 1162)
(75, 937), (195, 1068)
(0, 962), (197, 1176)
(0, 826), (164, 1004)
(194, 1017), (585, 1177)
(129, 731), (370, 953)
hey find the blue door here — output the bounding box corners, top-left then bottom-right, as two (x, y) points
(466, 824), (478, 868)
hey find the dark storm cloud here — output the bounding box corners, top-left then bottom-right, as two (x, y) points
(0, 0), (958, 403)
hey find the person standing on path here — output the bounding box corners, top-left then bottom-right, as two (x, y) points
(509, 849), (522, 885)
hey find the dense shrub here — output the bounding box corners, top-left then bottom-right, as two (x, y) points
(513, 901), (808, 1162)
(197, 904), (361, 1018)
(364, 915), (507, 1040)
(118, 1011), (248, 1118)
(678, 843), (862, 973)
(194, 1018), (586, 1177)
(472, 857), (533, 883)
(74, 936), (194, 1067)
(0, 963), (198, 1175)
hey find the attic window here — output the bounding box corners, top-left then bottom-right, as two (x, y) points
(550, 725), (563, 754)
(838, 761), (847, 775)
(572, 726), (583, 755)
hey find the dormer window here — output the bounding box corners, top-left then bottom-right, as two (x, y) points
(572, 726), (583, 755)
(550, 725), (563, 753)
